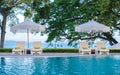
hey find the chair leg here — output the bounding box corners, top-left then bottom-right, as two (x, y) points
(12, 52), (14, 55)
(41, 51), (42, 54)
(20, 52), (22, 55)
(79, 50), (81, 54)
(31, 52), (33, 55)
(39, 51), (41, 54)
(107, 52), (109, 55)
(82, 52), (84, 55)
(89, 52), (91, 55)
(39, 52), (41, 55)
(100, 52), (102, 55)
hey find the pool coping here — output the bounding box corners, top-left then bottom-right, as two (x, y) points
(0, 53), (120, 57)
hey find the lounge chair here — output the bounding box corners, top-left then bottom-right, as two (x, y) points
(96, 42), (109, 55)
(12, 42), (25, 55)
(31, 42), (42, 55)
(79, 42), (91, 55)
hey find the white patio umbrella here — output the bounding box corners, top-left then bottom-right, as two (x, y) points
(75, 20), (110, 32)
(109, 43), (120, 49)
(10, 20), (45, 48)
(75, 20), (110, 48)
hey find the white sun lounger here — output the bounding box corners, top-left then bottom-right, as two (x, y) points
(96, 42), (109, 55)
(79, 42), (91, 55)
(12, 41), (25, 55)
(31, 42), (42, 55)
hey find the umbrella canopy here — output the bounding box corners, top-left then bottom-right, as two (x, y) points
(75, 20), (110, 32)
(75, 20), (110, 48)
(10, 20), (45, 48)
(11, 20), (45, 33)
(109, 43), (120, 49)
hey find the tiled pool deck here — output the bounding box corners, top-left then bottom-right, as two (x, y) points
(0, 53), (119, 57)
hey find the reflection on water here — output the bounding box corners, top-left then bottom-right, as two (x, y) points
(112, 55), (120, 60)
(0, 56), (120, 75)
(0, 57), (7, 75)
(31, 57), (71, 75)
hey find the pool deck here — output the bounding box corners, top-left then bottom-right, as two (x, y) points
(0, 53), (119, 57)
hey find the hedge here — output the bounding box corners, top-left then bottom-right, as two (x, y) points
(43, 48), (78, 53)
(0, 48), (120, 53)
(0, 48), (12, 52)
(0, 48), (78, 53)
(109, 49), (120, 53)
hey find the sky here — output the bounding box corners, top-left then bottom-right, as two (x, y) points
(5, 14), (48, 43)
(5, 14), (120, 43)
(113, 30), (120, 42)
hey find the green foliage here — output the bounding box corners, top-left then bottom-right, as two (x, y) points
(0, 48), (12, 52)
(0, 48), (120, 53)
(46, 0), (82, 43)
(43, 48), (78, 53)
(24, 9), (32, 19)
(45, 0), (120, 45)
(1, 0), (120, 47)
(0, 48), (78, 53)
(109, 49), (120, 53)
(0, 0), (32, 48)
(31, 0), (51, 22)
(1, 0), (119, 46)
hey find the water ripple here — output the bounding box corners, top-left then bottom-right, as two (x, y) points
(0, 56), (120, 75)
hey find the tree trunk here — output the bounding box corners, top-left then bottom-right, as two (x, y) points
(103, 32), (118, 45)
(0, 22), (1, 47)
(0, 15), (7, 48)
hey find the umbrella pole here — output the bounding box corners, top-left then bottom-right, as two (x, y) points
(27, 29), (29, 48)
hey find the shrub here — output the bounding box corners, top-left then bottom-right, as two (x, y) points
(43, 48), (78, 53)
(0, 48), (12, 52)
(0, 48), (120, 53)
(109, 49), (120, 53)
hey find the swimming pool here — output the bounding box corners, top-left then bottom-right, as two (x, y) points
(0, 55), (120, 75)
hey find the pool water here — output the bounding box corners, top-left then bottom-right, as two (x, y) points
(0, 55), (120, 75)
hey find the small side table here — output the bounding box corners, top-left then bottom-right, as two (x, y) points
(91, 49), (95, 54)
(25, 49), (31, 54)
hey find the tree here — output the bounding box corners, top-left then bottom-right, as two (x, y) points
(0, 0), (32, 48)
(7, 0), (120, 46)
(0, 0), (51, 48)
(30, 0), (120, 45)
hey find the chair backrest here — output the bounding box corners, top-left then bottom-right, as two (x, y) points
(80, 42), (89, 49)
(33, 42), (42, 48)
(16, 42), (24, 49)
(96, 42), (106, 49)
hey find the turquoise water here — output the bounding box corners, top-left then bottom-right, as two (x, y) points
(0, 55), (120, 75)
